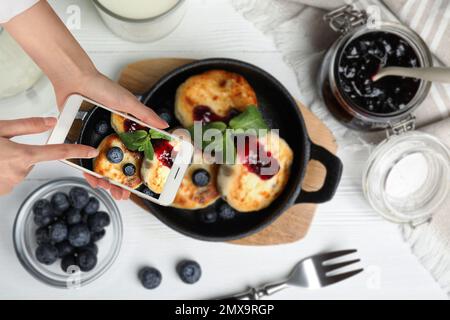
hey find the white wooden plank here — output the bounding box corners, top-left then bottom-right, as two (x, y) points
(48, 0), (278, 53)
(0, 0), (445, 300)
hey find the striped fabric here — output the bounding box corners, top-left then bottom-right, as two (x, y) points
(389, 0), (450, 123)
(232, 0), (450, 296)
(232, 0), (450, 144)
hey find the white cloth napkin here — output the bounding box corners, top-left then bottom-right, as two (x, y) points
(232, 0), (450, 295)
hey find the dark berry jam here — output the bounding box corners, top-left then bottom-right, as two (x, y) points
(337, 31), (421, 114)
(153, 139), (174, 168)
(238, 137), (280, 180)
(124, 119), (146, 132)
(193, 105), (240, 124)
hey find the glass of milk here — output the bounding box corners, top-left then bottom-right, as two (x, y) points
(93, 0), (188, 42)
(0, 27), (42, 99)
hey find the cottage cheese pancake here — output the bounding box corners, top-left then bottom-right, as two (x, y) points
(217, 132), (293, 212)
(175, 70), (258, 127)
(172, 164), (220, 210)
(93, 134), (143, 189)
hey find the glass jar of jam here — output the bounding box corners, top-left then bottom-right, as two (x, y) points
(319, 6), (450, 226)
(319, 5), (432, 131)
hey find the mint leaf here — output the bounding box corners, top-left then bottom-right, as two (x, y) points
(143, 138), (154, 161)
(202, 121), (228, 150)
(229, 105), (269, 132)
(188, 121), (227, 150)
(119, 130), (148, 151)
(149, 129), (172, 141)
(204, 131), (236, 164)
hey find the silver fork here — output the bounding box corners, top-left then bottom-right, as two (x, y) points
(219, 249), (363, 300)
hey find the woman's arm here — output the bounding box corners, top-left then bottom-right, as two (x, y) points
(2, 1), (168, 199)
(3, 1), (95, 106)
(3, 1), (167, 127)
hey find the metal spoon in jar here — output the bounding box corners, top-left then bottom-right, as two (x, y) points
(372, 66), (450, 83)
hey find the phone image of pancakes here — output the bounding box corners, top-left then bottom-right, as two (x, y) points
(93, 134), (143, 189)
(171, 164), (220, 210)
(175, 70), (258, 127)
(141, 139), (180, 195)
(111, 112), (146, 134)
(217, 132), (293, 212)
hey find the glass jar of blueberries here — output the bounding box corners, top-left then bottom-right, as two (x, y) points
(319, 5), (432, 131)
(319, 6), (450, 226)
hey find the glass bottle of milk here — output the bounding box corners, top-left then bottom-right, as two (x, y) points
(0, 27), (42, 99)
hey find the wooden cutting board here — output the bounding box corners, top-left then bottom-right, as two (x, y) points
(119, 58), (338, 246)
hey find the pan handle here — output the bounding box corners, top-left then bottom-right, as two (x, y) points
(295, 143), (343, 204)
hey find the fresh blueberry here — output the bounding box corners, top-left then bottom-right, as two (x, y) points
(51, 192), (70, 213)
(91, 229), (106, 243)
(218, 203), (237, 220)
(55, 240), (74, 258)
(76, 250), (97, 272)
(95, 120), (110, 135)
(88, 211), (110, 233)
(123, 163), (136, 176)
(138, 267), (162, 289)
(106, 147), (124, 164)
(49, 221), (68, 243)
(200, 211), (217, 224)
(83, 197), (100, 215)
(33, 199), (54, 227)
(33, 199), (52, 216)
(35, 227), (50, 245)
(192, 169), (210, 187)
(65, 208), (82, 225)
(61, 254), (77, 273)
(35, 243), (58, 265)
(34, 212), (54, 228)
(176, 260), (202, 284)
(69, 187), (90, 209)
(157, 108), (173, 125)
(68, 224), (91, 248)
(83, 242), (98, 256)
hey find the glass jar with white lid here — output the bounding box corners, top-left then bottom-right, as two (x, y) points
(363, 131), (449, 225)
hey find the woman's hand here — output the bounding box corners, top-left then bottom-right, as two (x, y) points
(58, 72), (169, 201)
(0, 117), (98, 195)
(3, 1), (169, 200)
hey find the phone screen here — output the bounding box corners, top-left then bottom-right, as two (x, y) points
(52, 95), (193, 206)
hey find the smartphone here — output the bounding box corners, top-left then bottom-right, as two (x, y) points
(47, 94), (194, 206)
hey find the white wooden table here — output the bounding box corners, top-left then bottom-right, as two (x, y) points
(0, 0), (446, 300)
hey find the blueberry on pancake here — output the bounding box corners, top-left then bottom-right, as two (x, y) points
(171, 164), (220, 210)
(175, 70), (258, 128)
(217, 132), (293, 213)
(93, 134), (143, 189)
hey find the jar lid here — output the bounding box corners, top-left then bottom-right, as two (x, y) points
(363, 131), (450, 224)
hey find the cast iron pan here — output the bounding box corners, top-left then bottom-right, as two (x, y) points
(78, 58), (343, 242)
